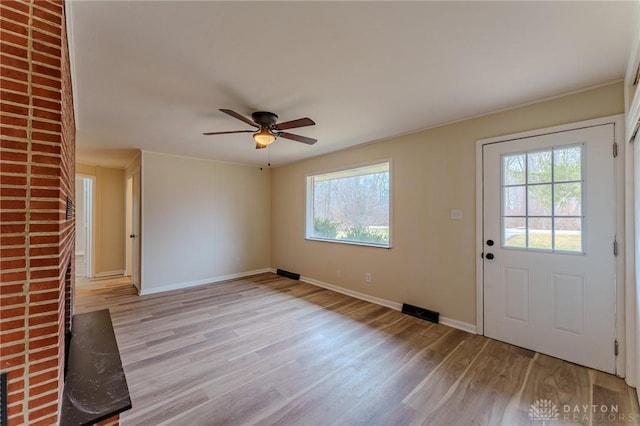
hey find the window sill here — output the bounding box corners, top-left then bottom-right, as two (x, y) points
(306, 237), (391, 249)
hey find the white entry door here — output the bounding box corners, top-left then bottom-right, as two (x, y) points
(482, 124), (617, 373)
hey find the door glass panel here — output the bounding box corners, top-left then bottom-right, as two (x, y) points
(528, 184), (552, 216)
(554, 146), (582, 182)
(504, 217), (526, 248)
(503, 154), (526, 185)
(528, 151), (552, 184)
(528, 217), (552, 250)
(503, 186), (525, 216)
(555, 218), (582, 252)
(554, 183), (581, 216)
(501, 144), (584, 253)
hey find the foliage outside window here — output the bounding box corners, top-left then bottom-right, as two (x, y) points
(306, 161), (391, 247)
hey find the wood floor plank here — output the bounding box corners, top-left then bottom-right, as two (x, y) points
(74, 273), (640, 426)
(254, 321), (442, 425)
(421, 339), (534, 425)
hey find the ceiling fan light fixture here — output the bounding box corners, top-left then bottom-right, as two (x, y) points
(253, 128), (276, 146)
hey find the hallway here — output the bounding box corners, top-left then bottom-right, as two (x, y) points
(75, 275), (137, 301)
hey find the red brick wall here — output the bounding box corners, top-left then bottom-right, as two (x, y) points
(59, 0), (74, 339)
(0, 0), (76, 424)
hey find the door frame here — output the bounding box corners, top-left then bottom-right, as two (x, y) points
(475, 114), (634, 382)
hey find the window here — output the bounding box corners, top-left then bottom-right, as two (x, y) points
(306, 161), (391, 247)
(502, 144), (584, 253)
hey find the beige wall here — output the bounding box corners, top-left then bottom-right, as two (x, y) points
(141, 151), (271, 293)
(76, 163), (126, 275)
(271, 82), (624, 326)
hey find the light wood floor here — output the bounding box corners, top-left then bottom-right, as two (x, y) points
(74, 273), (640, 426)
(75, 275), (137, 297)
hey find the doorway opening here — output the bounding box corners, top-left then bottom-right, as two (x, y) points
(125, 175), (133, 278)
(74, 175), (94, 279)
(475, 115), (628, 377)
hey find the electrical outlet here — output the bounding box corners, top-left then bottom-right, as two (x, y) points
(336, 269), (341, 278)
(365, 272), (372, 283)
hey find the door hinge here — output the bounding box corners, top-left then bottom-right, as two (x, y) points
(613, 142), (618, 158)
(633, 121), (640, 143)
(614, 339), (619, 356)
(613, 239), (618, 257)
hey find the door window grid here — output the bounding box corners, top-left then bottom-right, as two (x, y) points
(501, 144), (584, 254)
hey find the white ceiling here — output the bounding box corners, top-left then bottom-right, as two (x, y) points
(68, 1), (636, 168)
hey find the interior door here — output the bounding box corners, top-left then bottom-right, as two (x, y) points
(482, 124), (616, 373)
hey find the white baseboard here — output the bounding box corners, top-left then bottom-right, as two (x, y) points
(94, 270), (125, 278)
(300, 275), (402, 311)
(297, 274), (477, 334)
(439, 316), (477, 334)
(139, 268), (271, 296)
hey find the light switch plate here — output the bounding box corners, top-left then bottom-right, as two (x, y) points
(450, 209), (463, 220)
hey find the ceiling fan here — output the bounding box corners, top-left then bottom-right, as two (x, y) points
(204, 109), (317, 149)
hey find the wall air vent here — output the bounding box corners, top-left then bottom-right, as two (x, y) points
(1, 372), (7, 426)
(66, 196), (73, 220)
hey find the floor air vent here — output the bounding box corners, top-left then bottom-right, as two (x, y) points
(402, 303), (439, 324)
(276, 269), (300, 280)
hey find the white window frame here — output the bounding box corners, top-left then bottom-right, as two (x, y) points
(305, 159), (392, 248)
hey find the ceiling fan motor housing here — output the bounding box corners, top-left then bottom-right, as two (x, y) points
(252, 111), (279, 127)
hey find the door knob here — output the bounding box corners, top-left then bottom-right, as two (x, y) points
(485, 253), (494, 260)
(486, 239), (494, 246)
(130, 234), (136, 239)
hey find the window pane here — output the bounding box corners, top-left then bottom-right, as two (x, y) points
(503, 186), (525, 216)
(528, 217), (552, 250)
(309, 162), (390, 247)
(528, 184), (552, 216)
(528, 150), (552, 184)
(554, 182), (581, 216)
(503, 154), (526, 185)
(555, 218), (582, 252)
(504, 217), (526, 248)
(554, 146), (581, 182)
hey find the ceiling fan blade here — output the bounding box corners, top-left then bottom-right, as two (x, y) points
(279, 132), (317, 145)
(203, 130), (255, 135)
(273, 117), (315, 131)
(255, 143), (267, 150)
(219, 109), (259, 128)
